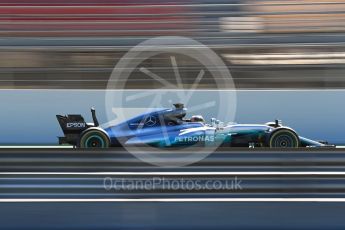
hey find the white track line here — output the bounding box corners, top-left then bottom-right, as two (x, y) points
(2, 198), (345, 203)
(0, 146), (73, 149)
(3, 89), (345, 92)
(2, 172), (345, 176)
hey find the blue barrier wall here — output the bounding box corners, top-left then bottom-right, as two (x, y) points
(0, 90), (343, 145)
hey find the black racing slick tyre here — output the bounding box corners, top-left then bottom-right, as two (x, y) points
(78, 128), (110, 148)
(268, 129), (299, 148)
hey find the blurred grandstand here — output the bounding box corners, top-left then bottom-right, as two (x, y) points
(0, 0), (345, 88)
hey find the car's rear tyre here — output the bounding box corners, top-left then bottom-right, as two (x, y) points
(268, 129), (299, 148)
(78, 128), (110, 148)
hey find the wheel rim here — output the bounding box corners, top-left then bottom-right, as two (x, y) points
(273, 135), (294, 147)
(84, 135), (105, 148)
(270, 130), (299, 148)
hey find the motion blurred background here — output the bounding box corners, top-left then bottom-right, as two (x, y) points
(1, 0), (345, 89)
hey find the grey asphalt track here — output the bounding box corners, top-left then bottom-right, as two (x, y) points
(2, 148), (345, 229)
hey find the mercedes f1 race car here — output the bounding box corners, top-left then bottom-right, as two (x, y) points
(56, 104), (332, 148)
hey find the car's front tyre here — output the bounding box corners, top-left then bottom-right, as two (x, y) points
(268, 129), (299, 148)
(78, 128), (110, 148)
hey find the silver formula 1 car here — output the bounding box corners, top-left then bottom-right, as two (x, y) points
(57, 103), (333, 148)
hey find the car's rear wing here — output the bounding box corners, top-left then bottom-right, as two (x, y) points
(56, 108), (100, 146)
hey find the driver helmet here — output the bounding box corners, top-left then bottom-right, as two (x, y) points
(190, 115), (205, 123)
